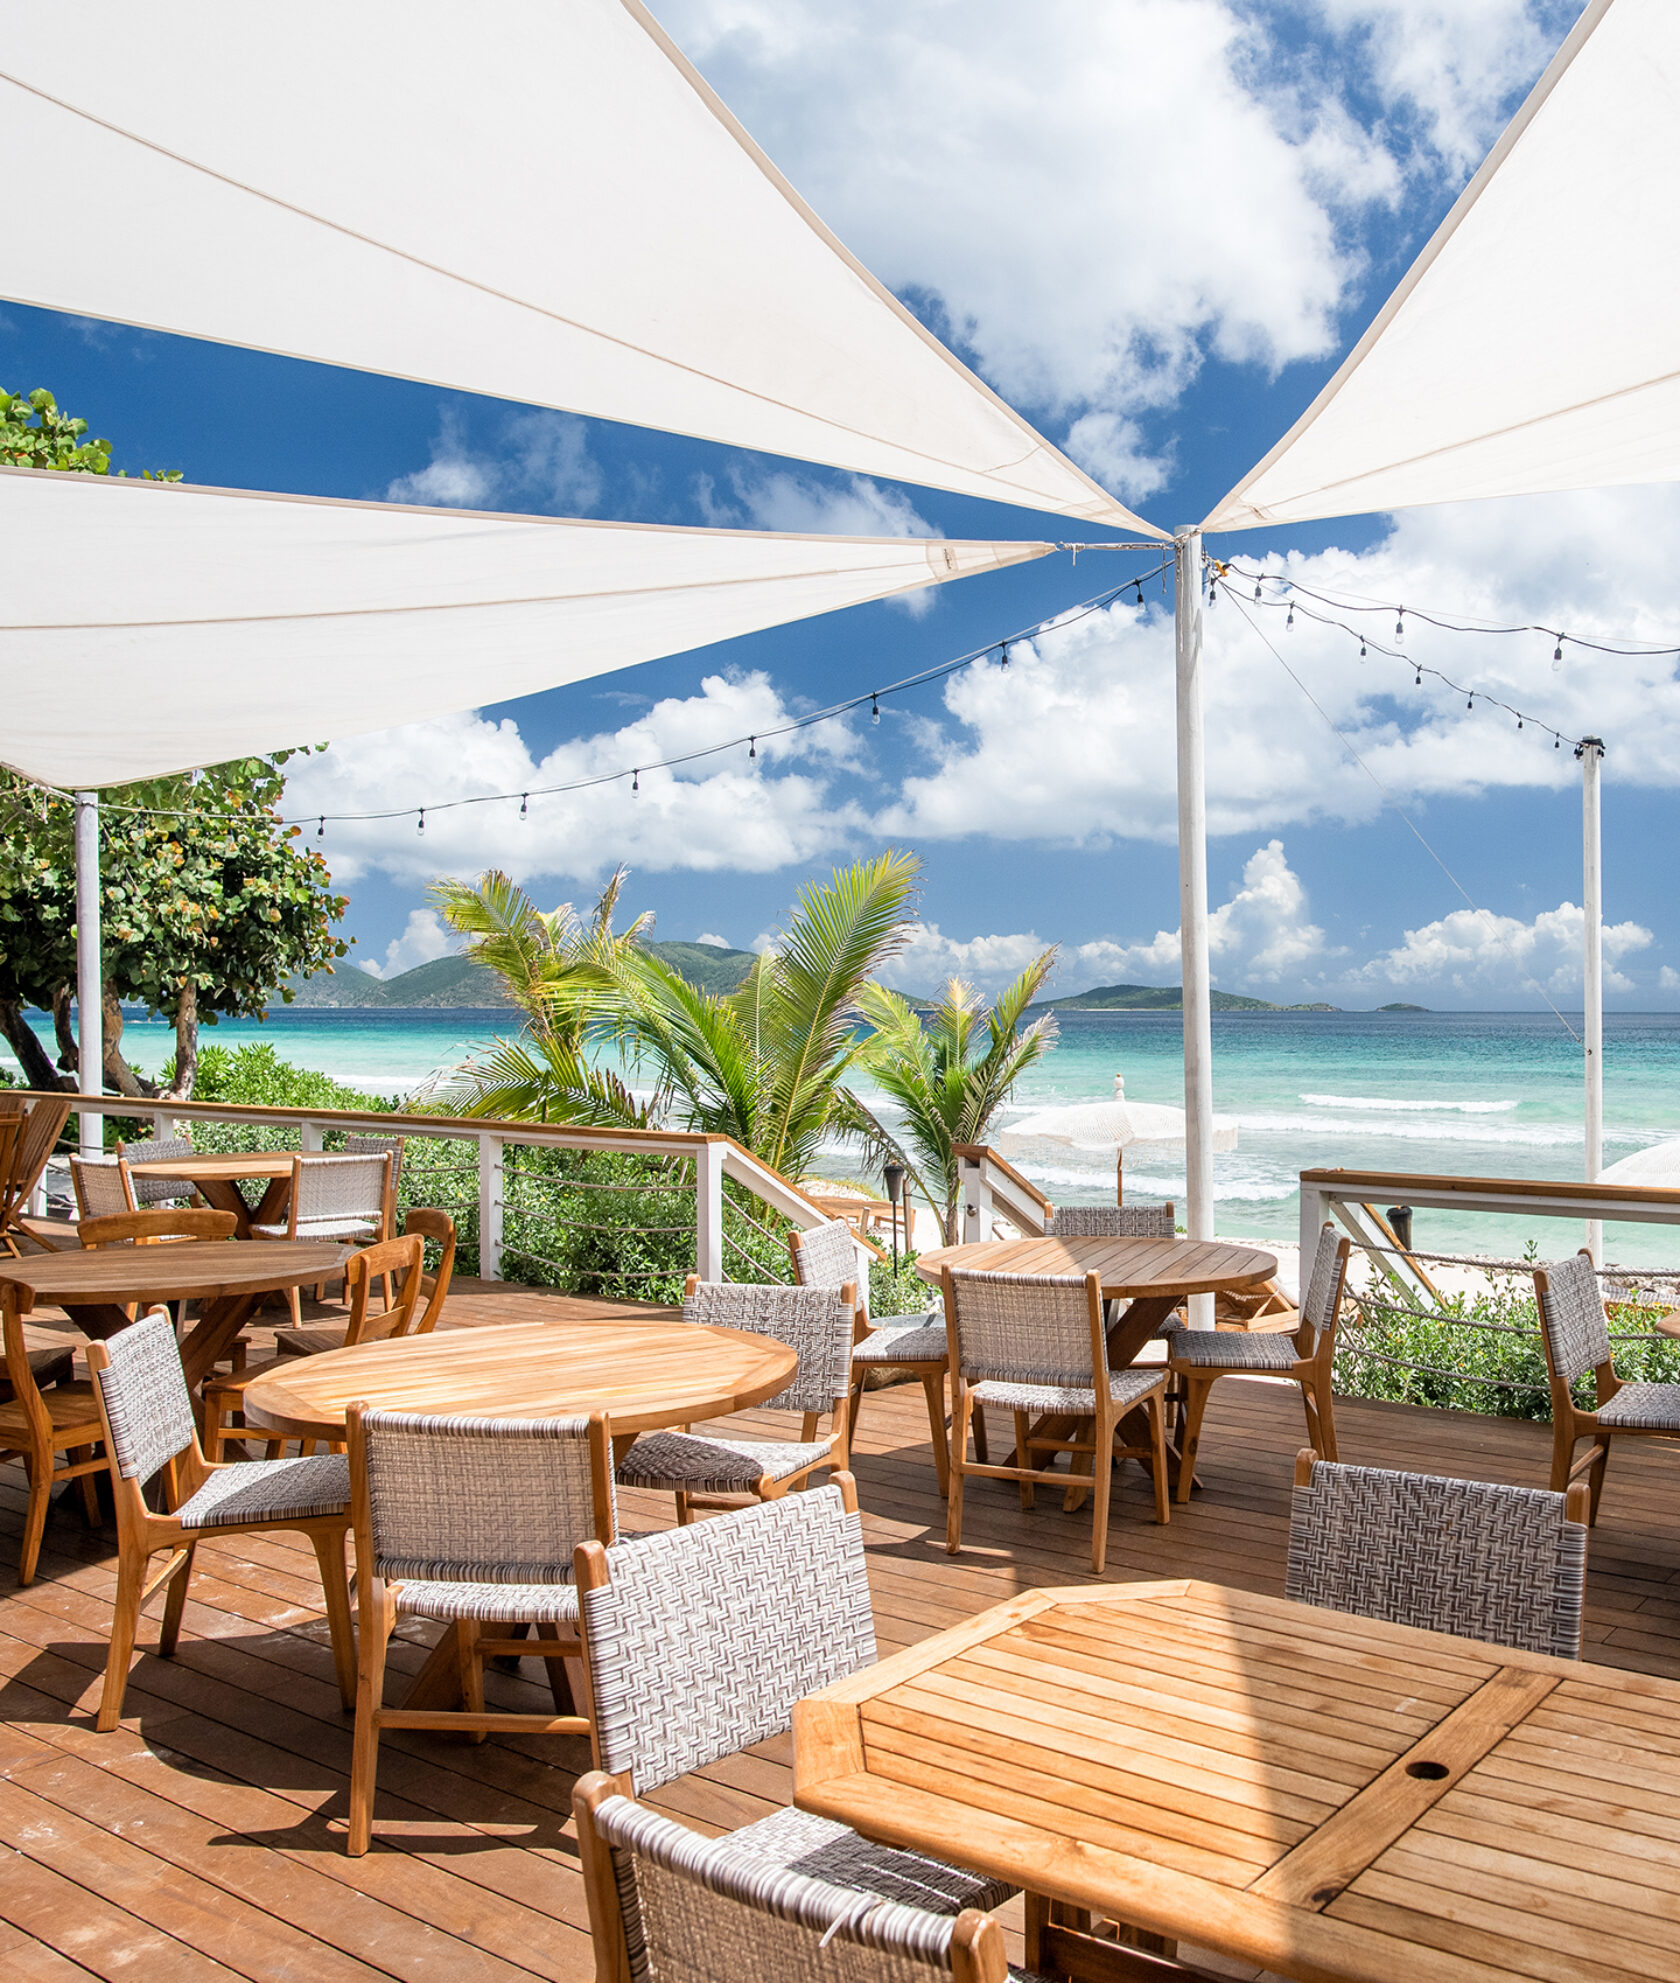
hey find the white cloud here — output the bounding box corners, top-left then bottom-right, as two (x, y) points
(695, 932), (732, 949)
(658, 0), (1409, 477)
(1662, 967), (1680, 993)
(1353, 901), (1653, 998)
(895, 842), (1326, 997)
(386, 408), (603, 513)
(360, 909), (459, 980)
(288, 672), (867, 887)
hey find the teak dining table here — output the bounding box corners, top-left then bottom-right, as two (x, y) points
(0, 1238), (352, 1389)
(242, 1315), (799, 1711)
(128, 1151), (300, 1238)
(794, 1578), (1680, 1983)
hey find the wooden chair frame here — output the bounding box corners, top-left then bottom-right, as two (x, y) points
(942, 1267), (1170, 1575)
(789, 1224), (959, 1497)
(0, 1283), (104, 1584)
(1534, 1251), (1669, 1525)
(572, 1761), (1008, 1983)
(84, 1327), (356, 1730)
(1168, 1233), (1351, 1503)
(274, 1213), (455, 1361)
(661, 1271), (853, 1523)
(0, 1097), (73, 1254)
(346, 1401), (614, 1856)
(77, 1207), (240, 1249)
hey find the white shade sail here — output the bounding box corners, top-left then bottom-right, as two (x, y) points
(0, 467), (1052, 789)
(1205, 0), (1680, 533)
(0, 0), (1156, 537)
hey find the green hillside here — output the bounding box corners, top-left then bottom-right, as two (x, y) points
(645, 941), (760, 995)
(1037, 981), (1340, 1014)
(281, 938), (760, 1008)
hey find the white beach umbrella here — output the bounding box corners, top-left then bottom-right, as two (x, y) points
(1599, 1141), (1680, 1190)
(996, 1075), (1238, 1162)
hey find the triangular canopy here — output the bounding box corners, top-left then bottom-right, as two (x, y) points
(0, 467), (1052, 789)
(1205, 0), (1680, 532)
(0, 0), (1156, 536)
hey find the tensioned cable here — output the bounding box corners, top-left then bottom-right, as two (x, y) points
(1224, 591), (1584, 1043)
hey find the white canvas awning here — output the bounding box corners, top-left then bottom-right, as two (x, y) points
(1205, 0), (1680, 533)
(0, 466), (1053, 789)
(0, 0), (1156, 536)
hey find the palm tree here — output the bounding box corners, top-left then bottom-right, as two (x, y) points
(417, 867), (650, 1124)
(604, 851), (920, 1175)
(856, 952), (1058, 1245)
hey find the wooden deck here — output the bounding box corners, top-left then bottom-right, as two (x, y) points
(4, 1286), (1680, 1981)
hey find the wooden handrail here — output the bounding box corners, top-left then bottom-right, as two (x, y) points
(953, 1142), (1054, 1218)
(1301, 1167), (1680, 1209)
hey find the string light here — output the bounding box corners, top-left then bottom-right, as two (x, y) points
(1253, 580), (1262, 601)
(1135, 581), (1145, 607)
(749, 736), (757, 759)
(520, 793), (528, 818)
(1553, 639), (1564, 670)
(1000, 642), (1010, 668)
(416, 809), (425, 834)
(870, 694), (880, 723)
(632, 769), (640, 793)
(1395, 609), (1405, 641)
(1359, 637), (1367, 660)
(317, 817), (324, 839)
(1286, 602), (1294, 631)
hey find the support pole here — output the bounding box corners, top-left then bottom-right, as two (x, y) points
(73, 791), (102, 1156)
(1175, 529), (1214, 1327)
(1581, 737), (1605, 1266)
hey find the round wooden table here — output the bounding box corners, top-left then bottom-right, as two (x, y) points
(129, 1152), (298, 1238)
(239, 1317), (800, 1446)
(0, 1239), (352, 1388)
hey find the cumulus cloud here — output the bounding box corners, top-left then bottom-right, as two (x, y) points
(360, 909), (459, 980)
(386, 408), (603, 513)
(658, 0), (1410, 482)
(695, 931), (732, 949)
(288, 673), (867, 887)
(1351, 901), (1653, 999)
(897, 926), (1057, 998)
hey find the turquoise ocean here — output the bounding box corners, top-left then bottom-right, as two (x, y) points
(15, 1007), (1680, 1269)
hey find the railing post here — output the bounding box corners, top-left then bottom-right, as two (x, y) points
(1299, 1174), (1327, 1289)
(962, 1152), (992, 1245)
(696, 1139), (725, 1282)
(478, 1132), (502, 1281)
(299, 1119), (323, 1153)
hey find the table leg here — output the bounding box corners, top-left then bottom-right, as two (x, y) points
(188, 1177), (259, 1240)
(178, 1292), (262, 1391)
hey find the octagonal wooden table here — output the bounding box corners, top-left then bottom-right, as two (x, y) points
(0, 1238), (352, 1389)
(128, 1151), (299, 1238)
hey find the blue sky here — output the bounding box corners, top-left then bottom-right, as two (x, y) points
(12, 0), (1670, 1010)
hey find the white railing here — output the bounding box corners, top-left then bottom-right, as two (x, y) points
(954, 1142), (1053, 1243)
(24, 1089), (837, 1284)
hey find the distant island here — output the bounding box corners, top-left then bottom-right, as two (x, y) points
(1032, 982), (1340, 1014)
(1377, 1002), (1429, 1012)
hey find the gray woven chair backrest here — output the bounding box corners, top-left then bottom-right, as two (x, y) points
(1287, 1459), (1586, 1660)
(71, 1155), (132, 1219)
(294, 1152), (388, 1224)
(361, 1410), (609, 1582)
(345, 1134), (404, 1193)
(946, 1268), (1095, 1389)
(1297, 1223), (1350, 1355)
(1046, 1202), (1173, 1238)
(94, 1311), (196, 1482)
(582, 1484), (874, 1792)
(790, 1217), (864, 1292)
(591, 1790), (959, 1983)
(120, 1136), (195, 1207)
(681, 1281), (854, 1415)
(1536, 1251), (1611, 1386)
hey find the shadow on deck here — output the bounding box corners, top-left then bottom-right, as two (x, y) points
(2, 1285), (1677, 1980)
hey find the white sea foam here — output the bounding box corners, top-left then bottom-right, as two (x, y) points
(1229, 1111), (1588, 1148)
(1299, 1093), (1520, 1115)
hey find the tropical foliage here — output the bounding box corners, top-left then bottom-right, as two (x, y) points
(856, 953), (1058, 1244)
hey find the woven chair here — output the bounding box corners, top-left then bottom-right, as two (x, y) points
(0, 1096), (73, 1253)
(615, 1277), (856, 1523)
(0, 1282), (104, 1583)
(1534, 1249), (1680, 1524)
(345, 1404), (623, 1855)
(343, 1134), (406, 1305)
(114, 1135), (196, 1209)
(942, 1268), (1169, 1571)
(202, 1233), (427, 1464)
(70, 1154), (136, 1220)
(574, 1476), (1015, 1919)
(1287, 1449), (1589, 1659)
(250, 1152), (389, 1326)
(574, 1777), (1018, 1983)
(1044, 1202), (1175, 1239)
(272, 1210), (455, 1359)
(792, 1218), (958, 1496)
(1165, 1223), (1351, 1502)
(85, 1311), (355, 1729)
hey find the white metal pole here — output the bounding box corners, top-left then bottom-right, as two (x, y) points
(73, 790), (103, 1156)
(1581, 737), (1605, 1266)
(1175, 529), (1215, 1327)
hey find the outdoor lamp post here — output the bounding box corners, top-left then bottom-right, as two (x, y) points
(883, 1162), (905, 1273)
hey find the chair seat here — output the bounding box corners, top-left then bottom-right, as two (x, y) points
(852, 1315), (947, 1366)
(175, 1453), (351, 1529)
(728, 1804), (1018, 1915)
(250, 1217), (380, 1241)
(0, 1379), (102, 1448)
(274, 1315), (405, 1359)
(970, 1366), (1167, 1415)
(0, 1345), (76, 1398)
(394, 1577), (583, 1625)
(615, 1430), (837, 1493)
(1596, 1381), (1680, 1430)
(1168, 1330), (1301, 1370)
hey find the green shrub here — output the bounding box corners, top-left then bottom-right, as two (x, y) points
(869, 1252), (936, 1320)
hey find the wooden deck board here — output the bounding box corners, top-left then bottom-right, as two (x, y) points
(3, 1289), (1680, 1978)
